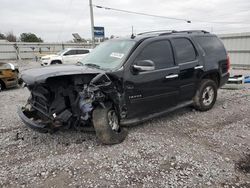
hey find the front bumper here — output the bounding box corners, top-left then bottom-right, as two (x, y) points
(17, 107), (49, 133)
(40, 60), (50, 66)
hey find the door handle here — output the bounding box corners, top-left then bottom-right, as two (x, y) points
(194, 65), (203, 69)
(165, 74), (178, 79)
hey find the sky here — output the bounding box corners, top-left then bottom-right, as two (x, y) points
(0, 0), (250, 42)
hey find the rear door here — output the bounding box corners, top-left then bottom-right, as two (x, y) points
(124, 38), (180, 119)
(171, 37), (201, 102)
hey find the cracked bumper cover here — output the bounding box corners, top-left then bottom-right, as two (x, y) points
(17, 107), (49, 133)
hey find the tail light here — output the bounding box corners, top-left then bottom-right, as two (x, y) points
(226, 55), (231, 72)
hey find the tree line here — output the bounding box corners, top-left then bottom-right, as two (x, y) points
(0, 32), (43, 42)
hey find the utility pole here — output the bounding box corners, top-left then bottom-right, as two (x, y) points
(89, 0), (95, 48)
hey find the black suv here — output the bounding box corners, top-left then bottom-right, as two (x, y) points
(18, 30), (230, 144)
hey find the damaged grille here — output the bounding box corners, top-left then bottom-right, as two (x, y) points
(33, 96), (49, 113)
(30, 86), (52, 117)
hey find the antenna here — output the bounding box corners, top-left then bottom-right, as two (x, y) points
(131, 26), (135, 39)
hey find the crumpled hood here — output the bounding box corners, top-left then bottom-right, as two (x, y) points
(21, 64), (104, 85)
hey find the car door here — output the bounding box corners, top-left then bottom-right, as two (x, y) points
(76, 49), (90, 61)
(171, 37), (201, 102)
(62, 50), (77, 64)
(123, 38), (180, 119)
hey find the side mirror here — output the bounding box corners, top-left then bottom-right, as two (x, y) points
(132, 60), (155, 72)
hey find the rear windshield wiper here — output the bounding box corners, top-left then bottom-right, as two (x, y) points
(84, 63), (101, 69)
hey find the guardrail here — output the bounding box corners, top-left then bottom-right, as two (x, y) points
(0, 33), (250, 68)
(0, 42), (92, 61)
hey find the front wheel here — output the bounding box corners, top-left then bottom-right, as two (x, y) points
(51, 60), (62, 65)
(92, 107), (128, 145)
(193, 79), (217, 111)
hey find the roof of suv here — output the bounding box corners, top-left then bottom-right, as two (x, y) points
(66, 48), (91, 51)
(121, 30), (216, 41)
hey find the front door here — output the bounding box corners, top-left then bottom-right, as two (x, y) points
(124, 39), (180, 119)
(62, 50), (77, 64)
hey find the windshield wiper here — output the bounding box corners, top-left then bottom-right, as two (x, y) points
(84, 63), (101, 69)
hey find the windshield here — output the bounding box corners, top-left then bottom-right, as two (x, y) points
(79, 40), (136, 70)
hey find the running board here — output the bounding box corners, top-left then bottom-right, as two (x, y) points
(120, 101), (193, 126)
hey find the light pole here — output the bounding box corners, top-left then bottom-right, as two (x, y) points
(89, 0), (95, 48)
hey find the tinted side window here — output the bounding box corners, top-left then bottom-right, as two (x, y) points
(64, 50), (76, 56)
(195, 36), (226, 56)
(136, 40), (174, 69)
(77, 50), (89, 54)
(172, 38), (196, 64)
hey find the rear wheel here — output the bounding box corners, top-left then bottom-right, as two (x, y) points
(0, 80), (5, 92)
(193, 79), (217, 111)
(92, 106), (128, 145)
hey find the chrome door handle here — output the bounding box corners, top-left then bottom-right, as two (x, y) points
(194, 65), (203, 69)
(165, 74), (178, 79)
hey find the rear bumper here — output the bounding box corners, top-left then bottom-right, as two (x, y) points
(2, 77), (18, 88)
(220, 72), (230, 87)
(17, 107), (49, 133)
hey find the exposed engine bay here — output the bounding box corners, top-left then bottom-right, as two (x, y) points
(21, 73), (126, 132)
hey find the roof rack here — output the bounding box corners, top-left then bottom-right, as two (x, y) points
(172, 30), (209, 34)
(137, 30), (176, 36)
(137, 30), (209, 37)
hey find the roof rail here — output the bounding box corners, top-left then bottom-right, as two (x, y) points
(137, 30), (209, 37)
(137, 30), (176, 36)
(172, 30), (209, 34)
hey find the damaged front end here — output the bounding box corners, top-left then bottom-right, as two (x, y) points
(18, 72), (125, 133)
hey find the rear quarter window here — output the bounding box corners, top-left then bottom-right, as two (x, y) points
(194, 36), (227, 56)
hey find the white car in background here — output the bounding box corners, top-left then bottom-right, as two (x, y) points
(40, 48), (91, 66)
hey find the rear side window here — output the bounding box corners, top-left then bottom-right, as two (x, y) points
(136, 40), (175, 69)
(195, 36), (226, 56)
(172, 38), (196, 64)
(77, 50), (89, 54)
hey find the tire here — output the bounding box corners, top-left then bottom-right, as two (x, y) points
(193, 79), (217, 111)
(0, 80), (5, 92)
(92, 107), (128, 145)
(51, 60), (62, 65)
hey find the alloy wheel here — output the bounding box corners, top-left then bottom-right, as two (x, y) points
(107, 110), (119, 132)
(202, 86), (214, 106)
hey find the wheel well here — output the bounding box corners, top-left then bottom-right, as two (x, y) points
(0, 79), (6, 89)
(51, 60), (62, 64)
(201, 72), (220, 87)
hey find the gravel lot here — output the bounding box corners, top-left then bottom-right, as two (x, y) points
(0, 61), (250, 187)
